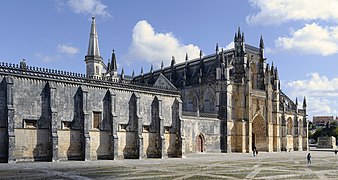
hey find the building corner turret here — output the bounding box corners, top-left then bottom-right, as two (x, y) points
(85, 16), (104, 78)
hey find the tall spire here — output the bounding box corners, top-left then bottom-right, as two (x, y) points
(87, 16), (101, 57)
(270, 62), (274, 75)
(303, 96), (307, 108)
(121, 68), (125, 80)
(275, 67), (279, 80)
(111, 49), (117, 71)
(85, 16), (103, 78)
(259, 35), (264, 49)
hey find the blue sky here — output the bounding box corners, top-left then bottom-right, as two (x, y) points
(1, 0), (338, 120)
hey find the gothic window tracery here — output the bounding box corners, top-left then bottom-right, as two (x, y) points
(203, 88), (215, 113)
(185, 92), (197, 112)
(287, 118), (293, 135)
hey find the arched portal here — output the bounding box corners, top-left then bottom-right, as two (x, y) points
(195, 134), (205, 152)
(287, 118), (293, 135)
(252, 115), (266, 151)
(286, 117), (294, 151)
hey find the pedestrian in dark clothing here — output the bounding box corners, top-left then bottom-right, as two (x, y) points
(307, 153), (311, 164)
(253, 146), (256, 157)
(334, 150), (337, 156)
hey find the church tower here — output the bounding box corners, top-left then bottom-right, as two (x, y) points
(85, 16), (104, 78)
(233, 27), (245, 83)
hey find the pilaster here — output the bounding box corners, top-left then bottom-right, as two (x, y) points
(49, 82), (59, 162)
(226, 81), (232, 153)
(108, 89), (118, 160)
(81, 86), (90, 161)
(240, 120), (246, 153)
(219, 90), (227, 153)
(134, 93), (143, 159)
(5, 77), (15, 163)
(248, 121), (252, 153)
(157, 97), (166, 158)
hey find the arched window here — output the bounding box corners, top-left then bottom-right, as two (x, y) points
(203, 88), (215, 112)
(294, 119), (299, 135)
(251, 62), (257, 89)
(287, 118), (293, 135)
(185, 92), (197, 112)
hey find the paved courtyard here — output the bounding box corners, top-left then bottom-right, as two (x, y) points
(0, 151), (337, 179)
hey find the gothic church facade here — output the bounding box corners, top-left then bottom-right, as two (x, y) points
(0, 17), (307, 163)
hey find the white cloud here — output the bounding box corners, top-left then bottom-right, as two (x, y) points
(285, 72), (338, 117)
(57, 44), (80, 55)
(275, 23), (338, 56)
(247, 0), (338, 25)
(67, 0), (111, 18)
(224, 42), (234, 50)
(35, 53), (61, 63)
(53, 0), (66, 12)
(124, 20), (201, 67)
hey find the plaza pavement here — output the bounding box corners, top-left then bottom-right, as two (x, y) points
(0, 151), (337, 179)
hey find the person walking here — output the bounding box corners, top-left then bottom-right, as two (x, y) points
(253, 146), (256, 157)
(307, 153), (311, 165)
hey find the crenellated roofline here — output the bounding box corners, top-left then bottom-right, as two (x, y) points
(0, 61), (180, 95)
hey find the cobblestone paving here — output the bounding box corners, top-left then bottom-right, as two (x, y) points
(0, 151), (337, 179)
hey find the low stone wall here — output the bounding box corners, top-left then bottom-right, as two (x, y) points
(15, 129), (50, 161)
(89, 131), (110, 160)
(317, 136), (337, 149)
(58, 130), (82, 160)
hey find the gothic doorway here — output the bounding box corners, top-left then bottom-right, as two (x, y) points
(196, 134), (204, 152)
(252, 115), (266, 151)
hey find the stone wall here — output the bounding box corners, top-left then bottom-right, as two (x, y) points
(182, 116), (220, 153)
(58, 130), (83, 160)
(15, 129), (50, 161)
(89, 131), (110, 160)
(0, 65), (182, 162)
(317, 136), (337, 149)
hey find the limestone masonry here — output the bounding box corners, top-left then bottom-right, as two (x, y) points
(0, 17), (308, 163)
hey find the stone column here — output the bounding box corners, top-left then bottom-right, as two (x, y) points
(49, 82), (59, 162)
(240, 120), (246, 152)
(226, 82), (232, 153)
(134, 93), (143, 159)
(293, 115), (298, 151)
(108, 89), (118, 160)
(219, 91), (227, 153)
(82, 87), (90, 161)
(6, 77), (15, 163)
(248, 121), (252, 153)
(304, 120), (309, 151)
